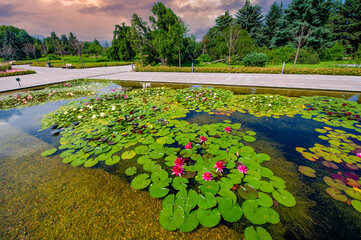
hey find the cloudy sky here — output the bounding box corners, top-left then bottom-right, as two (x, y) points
(0, 0), (290, 41)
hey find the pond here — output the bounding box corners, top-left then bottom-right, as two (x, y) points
(1, 80), (361, 240)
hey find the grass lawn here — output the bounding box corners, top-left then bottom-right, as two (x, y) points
(12, 56), (131, 69)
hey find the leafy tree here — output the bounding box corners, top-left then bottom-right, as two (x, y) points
(219, 21), (243, 68)
(130, 13), (151, 67)
(88, 38), (103, 57)
(235, 0), (264, 46)
(109, 23), (136, 61)
(329, 0), (361, 54)
(70, 38), (85, 66)
(291, 23), (313, 68)
(216, 11), (233, 31)
(1, 29), (19, 60)
(264, 2), (283, 47)
(271, 0), (332, 50)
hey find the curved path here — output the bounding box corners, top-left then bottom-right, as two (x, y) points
(1, 65), (361, 92)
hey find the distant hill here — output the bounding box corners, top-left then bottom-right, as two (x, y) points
(32, 34), (46, 41)
(100, 40), (111, 47)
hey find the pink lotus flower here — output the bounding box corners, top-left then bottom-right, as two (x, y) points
(185, 142), (192, 149)
(357, 153), (361, 158)
(27, 95), (33, 99)
(171, 166), (184, 177)
(124, 95), (129, 99)
(174, 157), (184, 167)
(48, 93), (52, 96)
(200, 136), (207, 143)
(113, 89), (116, 92)
(225, 127), (232, 133)
(237, 165), (248, 174)
(202, 172), (213, 181)
(214, 161), (225, 173)
(96, 97), (99, 100)
(115, 95), (118, 98)
(23, 101), (28, 104)
(52, 90), (56, 93)
(84, 102), (89, 105)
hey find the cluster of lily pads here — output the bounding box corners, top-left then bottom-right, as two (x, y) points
(40, 86), (301, 239)
(297, 127), (361, 213)
(0, 81), (112, 110)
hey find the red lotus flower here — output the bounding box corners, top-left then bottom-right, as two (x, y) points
(185, 142), (192, 149)
(174, 157), (184, 167)
(237, 165), (248, 174)
(225, 127), (232, 133)
(202, 172), (213, 181)
(171, 166), (184, 177)
(346, 112), (352, 115)
(214, 161), (225, 173)
(327, 112), (333, 116)
(200, 136), (207, 143)
(342, 103), (348, 106)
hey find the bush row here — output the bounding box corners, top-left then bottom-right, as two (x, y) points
(0, 63), (12, 72)
(0, 70), (36, 78)
(135, 66), (361, 76)
(30, 61), (131, 69)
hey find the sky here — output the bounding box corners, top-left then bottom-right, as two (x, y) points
(0, 0), (291, 42)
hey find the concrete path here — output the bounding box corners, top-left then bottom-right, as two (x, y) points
(1, 65), (361, 92)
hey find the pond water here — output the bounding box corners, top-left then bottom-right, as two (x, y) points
(1, 80), (361, 240)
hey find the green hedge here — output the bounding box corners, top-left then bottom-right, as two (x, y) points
(135, 66), (361, 76)
(30, 62), (131, 69)
(0, 70), (36, 78)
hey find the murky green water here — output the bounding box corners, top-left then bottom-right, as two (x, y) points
(1, 80), (361, 240)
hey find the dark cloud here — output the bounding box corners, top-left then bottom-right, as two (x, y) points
(0, 3), (21, 18)
(79, 3), (124, 16)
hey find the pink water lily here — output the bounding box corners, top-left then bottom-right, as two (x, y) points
(214, 161), (225, 173)
(200, 136), (207, 143)
(174, 157), (184, 167)
(84, 102), (89, 105)
(357, 153), (361, 158)
(225, 127), (232, 133)
(124, 95), (129, 99)
(237, 165), (248, 174)
(202, 172), (213, 181)
(171, 166), (184, 177)
(185, 142), (192, 149)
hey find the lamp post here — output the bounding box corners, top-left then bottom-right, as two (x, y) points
(16, 78), (21, 88)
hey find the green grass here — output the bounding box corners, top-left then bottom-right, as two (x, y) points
(12, 56), (132, 68)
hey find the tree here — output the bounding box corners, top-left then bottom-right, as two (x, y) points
(22, 42), (33, 61)
(329, 0), (361, 54)
(271, 0), (331, 50)
(40, 41), (50, 62)
(109, 23), (136, 61)
(70, 38), (85, 67)
(54, 38), (66, 63)
(88, 38), (103, 57)
(2, 29), (19, 60)
(219, 20), (243, 68)
(292, 23), (312, 68)
(264, 2), (283, 47)
(216, 10), (233, 31)
(235, 0), (264, 46)
(170, 17), (188, 67)
(130, 13), (149, 67)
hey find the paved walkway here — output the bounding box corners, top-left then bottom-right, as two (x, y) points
(1, 65), (361, 92)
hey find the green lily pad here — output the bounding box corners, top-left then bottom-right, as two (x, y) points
(217, 197), (242, 222)
(238, 184), (259, 200)
(243, 135), (256, 142)
(172, 177), (189, 190)
(199, 181), (219, 195)
(179, 210), (199, 233)
(134, 145), (149, 154)
(272, 189), (296, 207)
(159, 204), (185, 231)
(184, 189), (199, 214)
(257, 192), (273, 208)
(197, 208), (220, 228)
(298, 166), (316, 177)
(149, 181), (169, 198)
(198, 192), (217, 209)
(105, 155), (120, 165)
(131, 173), (151, 190)
(121, 150), (136, 159)
(351, 200), (361, 212)
(150, 150), (165, 159)
(345, 188), (361, 200)
(125, 167), (137, 176)
(60, 149), (74, 158)
(41, 148), (57, 157)
(84, 158), (98, 168)
(244, 226), (272, 240)
(242, 200), (267, 225)
(151, 170), (169, 182)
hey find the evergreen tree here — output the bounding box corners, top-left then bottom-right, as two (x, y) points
(235, 0), (264, 46)
(329, 0), (361, 54)
(264, 2), (283, 47)
(108, 23), (136, 61)
(271, 0), (332, 50)
(216, 11), (233, 31)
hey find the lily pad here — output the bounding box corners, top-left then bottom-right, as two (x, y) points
(131, 173), (151, 190)
(198, 192), (217, 209)
(105, 155), (120, 165)
(199, 181), (219, 195)
(197, 208), (220, 228)
(244, 226), (272, 240)
(125, 167), (137, 176)
(41, 148), (57, 157)
(159, 204), (185, 231)
(172, 177), (189, 190)
(298, 166), (316, 177)
(179, 210), (199, 233)
(121, 150), (136, 159)
(217, 197), (243, 222)
(238, 184), (259, 200)
(351, 200), (361, 212)
(272, 189), (296, 207)
(149, 181), (169, 198)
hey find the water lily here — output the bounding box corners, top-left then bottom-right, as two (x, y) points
(78, 115), (82, 119)
(124, 95), (129, 99)
(200, 136), (207, 143)
(27, 95), (33, 99)
(111, 106), (116, 111)
(171, 166), (184, 177)
(100, 113), (105, 117)
(225, 127), (232, 133)
(92, 115), (96, 119)
(174, 157), (184, 167)
(357, 153), (361, 158)
(214, 161), (225, 173)
(84, 102), (88, 105)
(64, 112), (68, 115)
(185, 142), (192, 149)
(202, 172), (213, 181)
(237, 165), (248, 174)
(96, 97), (100, 100)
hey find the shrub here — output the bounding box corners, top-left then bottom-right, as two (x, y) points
(0, 63), (11, 72)
(242, 53), (267, 67)
(320, 43), (345, 61)
(0, 70), (35, 78)
(355, 44), (361, 63)
(199, 54), (211, 63)
(289, 49), (320, 64)
(230, 55), (243, 65)
(48, 54), (61, 61)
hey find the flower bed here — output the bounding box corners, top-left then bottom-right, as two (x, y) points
(0, 68), (36, 78)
